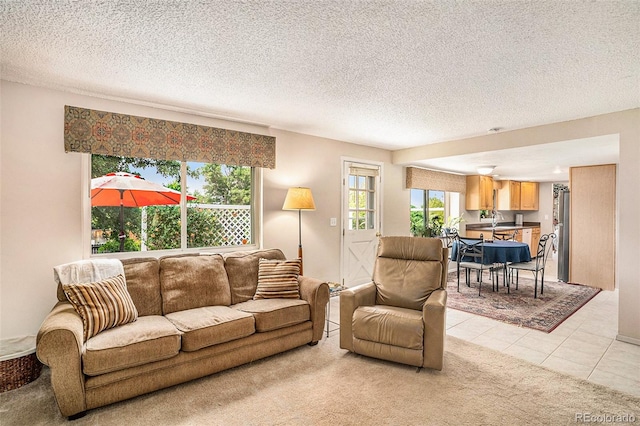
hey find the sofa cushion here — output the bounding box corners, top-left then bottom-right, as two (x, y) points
(233, 299), (310, 332)
(352, 305), (423, 350)
(223, 249), (286, 304)
(62, 274), (138, 341)
(122, 257), (162, 316)
(254, 258), (301, 299)
(165, 306), (255, 352)
(160, 254), (231, 315)
(83, 315), (182, 376)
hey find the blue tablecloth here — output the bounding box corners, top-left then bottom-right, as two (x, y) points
(451, 240), (531, 264)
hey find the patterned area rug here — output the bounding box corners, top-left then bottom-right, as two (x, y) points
(446, 271), (601, 333)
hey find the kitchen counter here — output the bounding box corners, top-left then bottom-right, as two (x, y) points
(463, 222), (542, 257)
(465, 222), (540, 232)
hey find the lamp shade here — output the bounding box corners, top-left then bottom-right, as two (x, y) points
(282, 187), (316, 211)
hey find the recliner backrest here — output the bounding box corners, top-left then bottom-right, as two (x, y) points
(373, 236), (446, 311)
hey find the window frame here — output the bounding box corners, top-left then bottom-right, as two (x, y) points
(82, 154), (263, 259)
(347, 173), (377, 230)
(410, 188), (461, 236)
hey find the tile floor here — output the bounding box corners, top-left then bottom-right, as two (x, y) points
(326, 255), (640, 398)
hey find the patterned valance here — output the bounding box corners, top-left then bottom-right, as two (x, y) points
(406, 166), (466, 193)
(64, 106), (276, 168)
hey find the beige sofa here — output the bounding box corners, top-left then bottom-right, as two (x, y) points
(37, 249), (329, 419)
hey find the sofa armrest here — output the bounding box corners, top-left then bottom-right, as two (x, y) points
(339, 282), (377, 351)
(422, 289), (447, 370)
(36, 302), (87, 417)
(298, 276), (330, 343)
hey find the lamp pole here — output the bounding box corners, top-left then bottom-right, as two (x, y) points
(282, 187), (316, 277)
(297, 209), (303, 275)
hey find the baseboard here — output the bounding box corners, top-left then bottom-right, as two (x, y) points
(616, 334), (640, 346)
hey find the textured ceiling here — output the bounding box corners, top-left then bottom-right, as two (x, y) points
(1, 1), (638, 179)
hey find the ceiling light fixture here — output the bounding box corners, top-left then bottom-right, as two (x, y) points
(477, 166), (496, 175)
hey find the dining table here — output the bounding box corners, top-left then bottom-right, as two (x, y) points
(450, 239), (532, 292)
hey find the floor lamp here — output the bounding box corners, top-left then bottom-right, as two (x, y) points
(282, 187), (316, 275)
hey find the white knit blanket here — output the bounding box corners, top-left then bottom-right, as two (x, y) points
(53, 259), (124, 285)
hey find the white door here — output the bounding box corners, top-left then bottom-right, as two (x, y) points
(341, 160), (382, 287)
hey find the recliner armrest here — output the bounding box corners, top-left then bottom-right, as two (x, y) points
(339, 282), (376, 351)
(422, 289), (447, 370)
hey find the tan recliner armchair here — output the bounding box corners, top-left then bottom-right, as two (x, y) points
(340, 236), (448, 370)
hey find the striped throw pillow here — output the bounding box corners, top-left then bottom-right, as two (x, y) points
(254, 258), (301, 299)
(62, 274), (138, 341)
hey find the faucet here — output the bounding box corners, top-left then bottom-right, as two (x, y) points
(491, 210), (504, 228)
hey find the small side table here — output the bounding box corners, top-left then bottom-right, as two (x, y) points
(326, 283), (346, 337)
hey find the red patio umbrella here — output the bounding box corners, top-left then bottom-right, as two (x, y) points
(91, 172), (195, 251)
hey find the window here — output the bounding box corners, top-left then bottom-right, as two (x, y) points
(348, 169), (377, 230)
(410, 189), (461, 237)
(186, 162), (253, 248)
(90, 154), (256, 254)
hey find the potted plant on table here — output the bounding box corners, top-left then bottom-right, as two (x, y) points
(411, 215), (444, 237)
(442, 213), (465, 235)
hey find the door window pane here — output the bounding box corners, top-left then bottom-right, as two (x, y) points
(348, 168), (377, 232)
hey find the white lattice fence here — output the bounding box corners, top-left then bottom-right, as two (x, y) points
(192, 204), (252, 246)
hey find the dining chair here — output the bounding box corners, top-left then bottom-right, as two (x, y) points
(443, 228), (459, 248)
(455, 234), (498, 296)
(508, 233), (555, 298)
(492, 229), (518, 241)
(492, 229), (518, 288)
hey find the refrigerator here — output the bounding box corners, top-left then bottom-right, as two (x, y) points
(557, 189), (570, 282)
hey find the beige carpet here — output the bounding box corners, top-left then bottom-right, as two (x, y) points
(1, 334), (638, 425)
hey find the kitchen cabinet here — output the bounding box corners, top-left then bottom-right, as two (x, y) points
(463, 230), (488, 239)
(531, 227), (541, 257)
(496, 180), (521, 210)
(496, 180), (538, 211)
(465, 175), (494, 210)
(520, 182), (539, 210)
